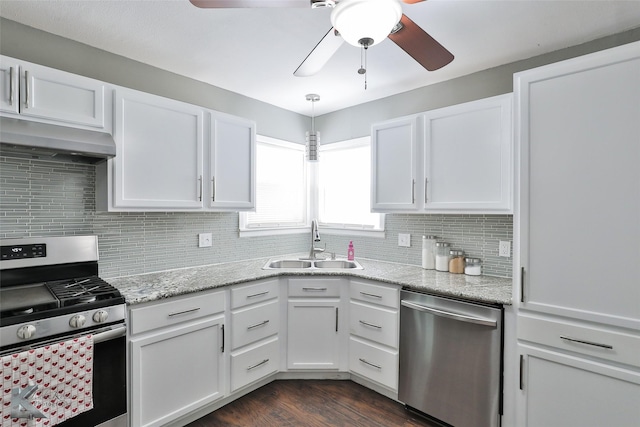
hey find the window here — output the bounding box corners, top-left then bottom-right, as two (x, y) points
(318, 137), (384, 235)
(239, 136), (307, 235)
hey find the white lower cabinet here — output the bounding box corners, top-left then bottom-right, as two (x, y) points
(518, 343), (640, 427)
(129, 291), (226, 427)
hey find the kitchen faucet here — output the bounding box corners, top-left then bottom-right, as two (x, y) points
(308, 219), (325, 260)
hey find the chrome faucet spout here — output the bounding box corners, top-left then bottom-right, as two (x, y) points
(309, 220), (324, 260)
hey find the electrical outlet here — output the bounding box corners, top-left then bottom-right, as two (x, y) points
(198, 233), (213, 248)
(398, 233), (411, 247)
(499, 240), (511, 257)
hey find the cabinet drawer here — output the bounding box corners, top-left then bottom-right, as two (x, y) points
(288, 278), (342, 298)
(518, 314), (640, 368)
(231, 279), (279, 309)
(350, 280), (399, 309)
(349, 301), (398, 348)
(349, 337), (398, 391)
(130, 291), (225, 335)
(230, 337), (279, 392)
(231, 300), (279, 349)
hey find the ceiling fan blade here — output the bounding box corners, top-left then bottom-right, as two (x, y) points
(189, 0), (309, 8)
(388, 14), (454, 71)
(294, 27), (344, 77)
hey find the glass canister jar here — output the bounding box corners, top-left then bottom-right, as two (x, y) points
(465, 257), (482, 276)
(435, 242), (451, 272)
(449, 250), (465, 274)
(421, 235), (437, 270)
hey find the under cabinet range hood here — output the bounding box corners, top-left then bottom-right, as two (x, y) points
(0, 117), (116, 164)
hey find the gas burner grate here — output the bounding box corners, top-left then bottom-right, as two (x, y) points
(46, 276), (122, 306)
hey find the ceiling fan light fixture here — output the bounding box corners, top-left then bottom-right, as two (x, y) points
(330, 0), (402, 48)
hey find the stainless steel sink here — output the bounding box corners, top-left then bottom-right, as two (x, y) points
(262, 258), (363, 270)
(313, 260), (360, 269)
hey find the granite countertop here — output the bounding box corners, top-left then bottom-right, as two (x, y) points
(107, 255), (513, 306)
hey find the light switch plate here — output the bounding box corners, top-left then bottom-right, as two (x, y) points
(398, 233), (411, 247)
(199, 233), (213, 248)
(499, 240), (511, 257)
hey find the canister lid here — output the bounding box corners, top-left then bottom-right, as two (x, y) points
(465, 257), (481, 264)
(423, 235), (437, 239)
(435, 242), (450, 247)
(449, 250), (464, 256)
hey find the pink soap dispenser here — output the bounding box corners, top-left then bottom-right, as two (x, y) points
(347, 241), (355, 261)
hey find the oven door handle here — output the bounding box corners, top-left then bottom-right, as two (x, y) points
(401, 300), (497, 327)
(93, 324), (127, 344)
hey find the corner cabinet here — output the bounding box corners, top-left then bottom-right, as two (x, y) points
(514, 40), (640, 426)
(0, 55), (108, 131)
(96, 87), (255, 212)
(370, 94), (513, 214)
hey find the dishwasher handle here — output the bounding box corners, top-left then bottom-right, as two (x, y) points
(401, 300), (497, 328)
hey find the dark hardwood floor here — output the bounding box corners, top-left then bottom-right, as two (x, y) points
(185, 380), (441, 427)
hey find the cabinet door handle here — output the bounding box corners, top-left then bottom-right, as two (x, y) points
(168, 307), (200, 317)
(8, 66), (15, 106)
(302, 287), (327, 292)
(360, 291), (382, 299)
(24, 70), (30, 109)
(247, 320), (269, 330)
(359, 320), (382, 329)
(560, 336), (613, 350)
(198, 175), (203, 201)
(247, 359), (269, 371)
(425, 177), (428, 203)
(411, 179), (415, 204)
(211, 176), (216, 202)
(247, 291), (269, 299)
(519, 354), (524, 390)
(359, 358), (382, 370)
(221, 324), (225, 353)
(335, 307), (339, 332)
(520, 266), (525, 303)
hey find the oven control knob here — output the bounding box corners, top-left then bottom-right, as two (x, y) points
(69, 314), (86, 328)
(93, 310), (109, 323)
(17, 325), (36, 340)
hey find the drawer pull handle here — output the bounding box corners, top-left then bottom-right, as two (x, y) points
(302, 287), (328, 292)
(24, 70), (30, 109)
(359, 358), (382, 370)
(247, 320), (270, 330)
(168, 307), (200, 317)
(8, 67), (15, 106)
(247, 359), (269, 371)
(560, 336), (613, 350)
(360, 291), (382, 299)
(247, 291), (269, 299)
(359, 320), (382, 329)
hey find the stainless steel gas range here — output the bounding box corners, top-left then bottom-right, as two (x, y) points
(0, 235), (127, 427)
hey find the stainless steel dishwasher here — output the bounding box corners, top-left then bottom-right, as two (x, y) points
(399, 289), (503, 427)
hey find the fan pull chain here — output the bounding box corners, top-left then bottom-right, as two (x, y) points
(358, 43), (368, 90)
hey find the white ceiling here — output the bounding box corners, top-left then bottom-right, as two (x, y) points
(1, 0), (639, 116)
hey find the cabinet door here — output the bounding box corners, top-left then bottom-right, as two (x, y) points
(517, 42), (640, 329)
(113, 88), (204, 209)
(208, 113), (256, 210)
(0, 57), (19, 114)
(518, 344), (640, 427)
(423, 94), (512, 212)
(287, 300), (341, 370)
(371, 116), (418, 211)
(130, 317), (225, 427)
(20, 61), (106, 129)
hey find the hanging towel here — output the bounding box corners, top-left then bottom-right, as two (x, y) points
(1, 335), (94, 427)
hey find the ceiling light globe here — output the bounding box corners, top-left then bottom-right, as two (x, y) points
(331, 0), (402, 47)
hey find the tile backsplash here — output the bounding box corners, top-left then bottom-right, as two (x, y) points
(0, 156), (513, 278)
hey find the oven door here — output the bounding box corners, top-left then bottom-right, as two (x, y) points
(2, 324), (127, 427)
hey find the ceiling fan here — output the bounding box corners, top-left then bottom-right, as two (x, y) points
(189, 0), (454, 77)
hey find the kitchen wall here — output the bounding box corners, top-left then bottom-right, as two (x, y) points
(0, 155), (512, 278)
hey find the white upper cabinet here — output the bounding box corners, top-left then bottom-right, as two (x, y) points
(371, 116), (419, 211)
(516, 41), (640, 329)
(96, 87), (256, 212)
(370, 95), (513, 214)
(423, 94), (512, 212)
(207, 113), (256, 211)
(0, 55), (107, 130)
(110, 88), (205, 210)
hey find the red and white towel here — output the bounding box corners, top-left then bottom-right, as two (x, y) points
(1, 335), (94, 427)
